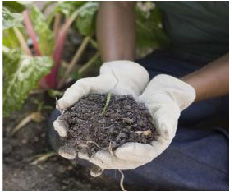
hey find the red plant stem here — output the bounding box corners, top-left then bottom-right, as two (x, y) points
(23, 10), (41, 56)
(53, 13), (62, 40)
(24, 9), (77, 89)
(42, 18), (74, 89)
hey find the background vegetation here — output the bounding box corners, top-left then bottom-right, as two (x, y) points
(3, 1), (168, 117)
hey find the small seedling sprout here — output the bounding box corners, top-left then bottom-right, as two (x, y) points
(101, 93), (112, 115)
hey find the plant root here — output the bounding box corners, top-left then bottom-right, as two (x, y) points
(108, 141), (114, 156)
(119, 169), (126, 191)
(135, 130), (152, 136)
(86, 141), (101, 149)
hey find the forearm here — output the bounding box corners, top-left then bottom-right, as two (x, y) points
(96, 2), (136, 62)
(182, 54), (229, 102)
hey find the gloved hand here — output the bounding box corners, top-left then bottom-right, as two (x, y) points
(53, 60), (149, 157)
(136, 74), (196, 158)
(56, 60), (149, 111)
(75, 74), (196, 171)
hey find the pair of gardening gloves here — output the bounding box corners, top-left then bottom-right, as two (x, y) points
(53, 60), (195, 173)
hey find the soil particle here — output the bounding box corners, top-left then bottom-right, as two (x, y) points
(60, 94), (157, 156)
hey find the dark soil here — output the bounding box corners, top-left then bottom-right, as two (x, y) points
(61, 94), (156, 156)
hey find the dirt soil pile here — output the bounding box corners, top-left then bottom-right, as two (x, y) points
(61, 94), (157, 156)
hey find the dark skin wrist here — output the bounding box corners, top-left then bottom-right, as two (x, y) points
(182, 54), (229, 102)
(96, 2), (136, 62)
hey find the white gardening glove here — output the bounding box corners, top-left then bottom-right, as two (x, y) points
(76, 74), (196, 171)
(56, 60), (149, 111)
(53, 60), (149, 159)
(136, 74), (196, 156)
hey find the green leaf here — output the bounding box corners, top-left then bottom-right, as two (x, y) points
(3, 1), (25, 13)
(75, 2), (99, 36)
(3, 27), (21, 48)
(135, 2), (169, 57)
(29, 6), (54, 56)
(3, 47), (21, 78)
(54, 2), (99, 36)
(55, 1), (86, 17)
(3, 48), (53, 117)
(3, 7), (23, 30)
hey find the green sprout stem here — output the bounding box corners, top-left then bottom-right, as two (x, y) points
(101, 93), (112, 115)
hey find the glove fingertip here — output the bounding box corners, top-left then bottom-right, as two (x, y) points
(78, 151), (90, 160)
(58, 146), (76, 159)
(90, 165), (103, 177)
(53, 119), (67, 137)
(56, 99), (68, 111)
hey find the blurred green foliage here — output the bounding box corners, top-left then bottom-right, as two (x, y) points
(135, 2), (169, 57)
(3, 6), (23, 29)
(3, 1), (25, 13)
(53, 1), (169, 57)
(3, 3), (53, 117)
(3, 47), (53, 117)
(2, 1), (168, 117)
